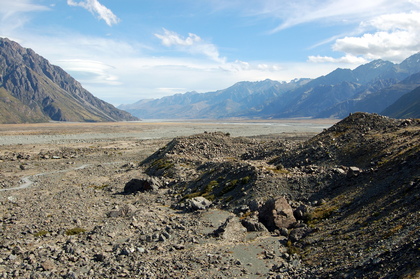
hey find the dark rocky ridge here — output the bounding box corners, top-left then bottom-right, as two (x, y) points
(0, 38), (138, 123)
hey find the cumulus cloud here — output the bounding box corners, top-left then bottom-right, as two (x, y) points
(67, 0), (119, 26)
(332, 12), (420, 62)
(155, 29), (226, 64)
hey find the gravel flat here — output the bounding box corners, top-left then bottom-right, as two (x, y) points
(0, 119), (336, 145)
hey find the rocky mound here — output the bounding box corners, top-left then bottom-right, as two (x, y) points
(137, 112), (420, 278)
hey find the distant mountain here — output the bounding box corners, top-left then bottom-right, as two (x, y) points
(317, 72), (420, 118)
(119, 78), (310, 119)
(121, 52), (420, 120)
(0, 38), (138, 123)
(381, 85), (420, 118)
(265, 55), (420, 118)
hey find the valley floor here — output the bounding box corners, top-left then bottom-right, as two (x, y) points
(0, 115), (418, 278)
(0, 120), (329, 278)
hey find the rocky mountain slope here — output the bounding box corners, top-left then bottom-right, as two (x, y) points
(317, 72), (420, 118)
(121, 53), (420, 119)
(382, 85), (420, 118)
(269, 55), (420, 118)
(0, 38), (138, 123)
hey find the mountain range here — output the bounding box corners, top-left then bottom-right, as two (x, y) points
(0, 38), (138, 124)
(1, 36), (419, 123)
(119, 53), (420, 119)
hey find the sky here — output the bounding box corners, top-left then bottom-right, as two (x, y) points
(1, 0), (420, 106)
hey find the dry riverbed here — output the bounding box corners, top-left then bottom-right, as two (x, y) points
(0, 120), (335, 278)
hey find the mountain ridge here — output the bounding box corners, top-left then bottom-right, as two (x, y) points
(382, 85), (420, 118)
(0, 38), (138, 124)
(120, 52), (420, 119)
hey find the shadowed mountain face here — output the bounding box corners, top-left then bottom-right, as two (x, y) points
(0, 38), (138, 123)
(120, 53), (420, 120)
(382, 85), (420, 118)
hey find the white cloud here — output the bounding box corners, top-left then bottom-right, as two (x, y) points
(249, 0), (411, 33)
(0, 0), (49, 17)
(308, 54), (368, 64)
(332, 12), (420, 62)
(155, 28), (226, 63)
(67, 0), (119, 26)
(156, 29), (201, 47)
(0, 0), (49, 32)
(57, 59), (121, 85)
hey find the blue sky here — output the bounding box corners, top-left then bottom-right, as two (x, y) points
(1, 0), (420, 105)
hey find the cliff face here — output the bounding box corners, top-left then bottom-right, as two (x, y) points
(0, 38), (138, 123)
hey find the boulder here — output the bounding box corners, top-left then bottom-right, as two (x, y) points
(107, 204), (137, 218)
(241, 217), (268, 232)
(187, 197), (212, 211)
(293, 204), (309, 220)
(123, 177), (161, 194)
(213, 216), (247, 241)
(289, 226), (312, 242)
(258, 197), (296, 231)
(347, 166), (362, 177)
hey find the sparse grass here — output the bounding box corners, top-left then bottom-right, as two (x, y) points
(385, 224), (403, 238)
(182, 180), (219, 201)
(241, 176), (251, 184)
(306, 204), (339, 224)
(65, 227), (86, 236)
(224, 196), (234, 203)
(34, 230), (49, 237)
(219, 179), (238, 196)
(204, 180), (218, 193)
(239, 211), (254, 220)
(265, 164), (290, 174)
(90, 184), (109, 190)
(151, 158), (174, 171)
(286, 239), (300, 254)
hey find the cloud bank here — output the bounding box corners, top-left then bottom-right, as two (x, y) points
(333, 12), (420, 62)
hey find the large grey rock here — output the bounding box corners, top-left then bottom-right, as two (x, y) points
(187, 197), (212, 211)
(241, 217), (268, 232)
(258, 197), (296, 231)
(213, 216), (247, 241)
